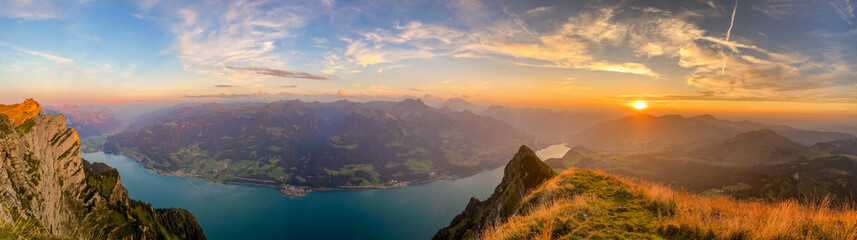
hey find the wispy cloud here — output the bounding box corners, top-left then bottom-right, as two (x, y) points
(224, 66), (328, 80)
(1, 43), (138, 81)
(751, 0), (801, 20)
(326, 7), (659, 78)
(830, 0), (856, 26)
(214, 84), (234, 88)
(0, 0), (81, 20)
(326, 2), (853, 96)
(723, 0), (739, 74)
(23, 49), (74, 64)
(611, 90), (857, 104)
(524, 6), (554, 17)
(135, 0), (329, 81)
(377, 63), (411, 73)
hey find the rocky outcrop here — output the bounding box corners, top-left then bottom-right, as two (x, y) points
(0, 98), (41, 126)
(433, 145), (556, 240)
(0, 99), (206, 239)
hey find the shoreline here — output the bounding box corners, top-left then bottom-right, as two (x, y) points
(97, 150), (472, 198)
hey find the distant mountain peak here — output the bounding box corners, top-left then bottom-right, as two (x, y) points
(691, 114), (717, 121)
(0, 98), (43, 125)
(400, 98), (427, 107)
(727, 129), (788, 143)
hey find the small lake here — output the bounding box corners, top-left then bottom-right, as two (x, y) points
(536, 143), (570, 160)
(83, 152), (505, 240)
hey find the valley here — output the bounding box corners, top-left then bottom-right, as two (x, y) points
(100, 99), (533, 197)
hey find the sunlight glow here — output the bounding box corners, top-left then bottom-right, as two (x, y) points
(632, 101), (648, 110)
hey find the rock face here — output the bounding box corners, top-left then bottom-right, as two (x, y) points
(0, 99), (205, 239)
(432, 145), (556, 240)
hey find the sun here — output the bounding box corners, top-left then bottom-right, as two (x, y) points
(631, 101), (648, 110)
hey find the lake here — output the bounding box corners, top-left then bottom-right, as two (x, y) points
(536, 143), (570, 160)
(82, 145), (565, 240)
(83, 152), (500, 239)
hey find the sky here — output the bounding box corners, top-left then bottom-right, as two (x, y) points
(0, 0), (856, 116)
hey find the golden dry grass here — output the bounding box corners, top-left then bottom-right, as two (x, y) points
(479, 168), (857, 240)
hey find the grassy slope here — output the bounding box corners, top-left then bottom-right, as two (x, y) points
(0, 220), (69, 240)
(480, 168), (857, 240)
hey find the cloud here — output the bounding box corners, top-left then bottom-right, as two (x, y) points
(611, 90), (857, 103)
(135, 0), (328, 81)
(377, 63), (410, 73)
(327, 7), (659, 78)
(751, 0), (801, 20)
(280, 85), (297, 88)
(524, 6), (553, 17)
(723, 0), (739, 74)
(830, 0), (856, 26)
(185, 92), (260, 99)
(332, 3), (852, 95)
(1, 42), (139, 82)
(214, 84), (234, 88)
(617, 6), (856, 94)
(224, 66), (329, 80)
(24, 49), (74, 64)
(0, 0), (84, 20)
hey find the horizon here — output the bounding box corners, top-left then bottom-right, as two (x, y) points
(3, 96), (856, 136)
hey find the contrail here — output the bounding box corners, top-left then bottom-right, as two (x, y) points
(723, 0), (738, 75)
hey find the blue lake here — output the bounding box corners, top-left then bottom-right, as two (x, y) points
(82, 152), (506, 240)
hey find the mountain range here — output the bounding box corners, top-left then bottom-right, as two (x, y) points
(103, 99), (533, 197)
(572, 114), (854, 152)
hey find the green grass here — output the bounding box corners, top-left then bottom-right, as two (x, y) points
(482, 168), (857, 240)
(505, 169), (661, 240)
(404, 159), (436, 175)
(16, 118), (36, 134)
(0, 220), (68, 240)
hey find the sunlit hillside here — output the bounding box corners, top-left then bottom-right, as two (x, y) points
(480, 168), (857, 240)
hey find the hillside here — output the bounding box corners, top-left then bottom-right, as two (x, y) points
(729, 155), (857, 203)
(104, 99), (532, 197)
(812, 138), (857, 155)
(548, 129), (857, 204)
(0, 99), (205, 239)
(440, 145), (857, 239)
(685, 129), (813, 166)
(543, 145), (599, 171)
(574, 114), (854, 152)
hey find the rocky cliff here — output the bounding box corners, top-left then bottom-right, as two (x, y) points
(0, 99), (205, 239)
(433, 145), (556, 240)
